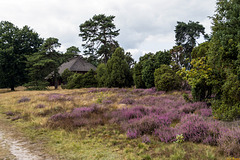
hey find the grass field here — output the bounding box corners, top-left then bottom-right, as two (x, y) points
(0, 87), (239, 160)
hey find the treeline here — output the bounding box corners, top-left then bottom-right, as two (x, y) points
(0, 0), (240, 121)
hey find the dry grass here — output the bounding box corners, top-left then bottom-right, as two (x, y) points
(0, 87), (230, 160)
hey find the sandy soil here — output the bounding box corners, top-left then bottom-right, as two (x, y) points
(0, 115), (56, 160)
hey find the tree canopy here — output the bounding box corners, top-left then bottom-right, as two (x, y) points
(175, 21), (205, 69)
(79, 14), (120, 65)
(0, 21), (43, 90)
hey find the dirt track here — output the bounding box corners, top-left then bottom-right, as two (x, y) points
(0, 115), (55, 160)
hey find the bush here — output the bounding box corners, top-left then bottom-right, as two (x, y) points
(66, 69), (97, 89)
(106, 47), (132, 88)
(212, 72), (240, 120)
(218, 128), (240, 157)
(154, 65), (181, 91)
(96, 63), (107, 87)
(81, 69), (97, 88)
(66, 73), (84, 89)
(133, 62), (146, 88)
(61, 69), (74, 84)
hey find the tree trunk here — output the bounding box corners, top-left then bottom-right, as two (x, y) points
(54, 71), (58, 90)
(10, 86), (15, 91)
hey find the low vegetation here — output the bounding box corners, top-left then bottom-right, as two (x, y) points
(0, 87), (239, 159)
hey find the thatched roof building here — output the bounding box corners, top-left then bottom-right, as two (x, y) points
(58, 56), (96, 75)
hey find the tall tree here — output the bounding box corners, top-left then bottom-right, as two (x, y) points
(106, 47), (131, 88)
(175, 21), (205, 69)
(208, 0), (240, 120)
(0, 21), (43, 90)
(26, 37), (61, 90)
(65, 46), (80, 59)
(79, 14), (120, 64)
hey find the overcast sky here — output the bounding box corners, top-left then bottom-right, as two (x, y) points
(0, 0), (216, 60)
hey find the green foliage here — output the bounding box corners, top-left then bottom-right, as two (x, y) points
(66, 73), (83, 89)
(142, 58), (155, 88)
(212, 72), (240, 120)
(207, 0), (240, 120)
(61, 69), (74, 84)
(179, 57), (213, 101)
(66, 70), (97, 89)
(191, 42), (210, 59)
(175, 21), (205, 69)
(64, 46), (80, 59)
(154, 50), (171, 68)
(174, 134), (184, 144)
(82, 69), (97, 88)
(106, 47), (131, 88)
(24, 80), (49, 90)
(134, 51), (172, 89)
(133, 62), (146, 88)
(0, 21), (43, 90)
(79, 14), (120, 64)
(26, 37), (62, 90)
(154, 65), (181, 91)
(96, 63), (107, 87)
(182, 93), (192, 103)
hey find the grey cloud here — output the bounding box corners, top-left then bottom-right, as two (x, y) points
(0, 0), (216, 60)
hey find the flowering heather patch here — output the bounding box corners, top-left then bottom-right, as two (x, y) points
(155, 126), (176, 143)
(134, 96), (163, 106)
(35, 104), (46, 109)
(142, 88), (157, 95)
(142, 135), (151, 144)
(5, 111), (15, 116)
(127, 129), (138, 139)
(119, 98), (135, 105)
(48, 93), (73, 101)
(217, 128), (240, 157)
(70, 107), (94, 118)
(50, 112), (70, 121)
(18, 97), (31, 103)
(49, 104), (108, 129)
(45, 88), (240, 157)
(102, 99), (113, 105)
(88, 88), (110, 93)
(199, 108), (212, 117)
(109, 107), (145, 123)
(179, 102), (209, 114)
(175, 114), (224, 146)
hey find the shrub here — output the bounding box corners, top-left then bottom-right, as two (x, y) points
(82, 69), (97, 88)
(142, 135), (151, 144)
(133, 62), (146, 88)
(154, 64), (181, 91)
(176, 114), (221, 145)
(127, 129), (138, 139)
(119, 98), (135, 105)
(61, 69), (74, 84)
(35, 104), (46, 109)
(126, 114), (171, 136)
(218, 128), (240, 157)
(106, 47), (132, 88)
(155, 126), (176, 143)
(200, 108), (212, 117)
(48, 93), (73, 101)
(96, 63), (107, 87)
(18, 97), (31, 103)
(66, 73), (84, 89)
(66, 69), (97, 89)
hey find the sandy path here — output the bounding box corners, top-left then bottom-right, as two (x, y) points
(0, 116), (56, 160)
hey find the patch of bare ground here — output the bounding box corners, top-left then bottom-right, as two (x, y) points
(0, 114), (57, 160)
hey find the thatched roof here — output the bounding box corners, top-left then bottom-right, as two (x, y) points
(58, 56), (96, 75)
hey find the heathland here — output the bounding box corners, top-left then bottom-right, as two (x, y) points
(0, 87), (239, 160)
